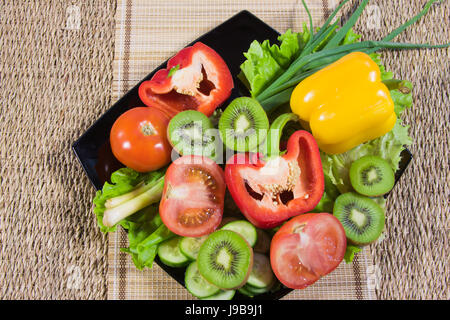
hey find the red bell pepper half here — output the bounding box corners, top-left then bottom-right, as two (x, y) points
(225, 114), (324, 229)
(138, 42), (233, 118)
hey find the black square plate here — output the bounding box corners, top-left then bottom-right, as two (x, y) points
(72, 10), (412, 300)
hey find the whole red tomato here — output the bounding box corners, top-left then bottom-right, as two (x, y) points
(110, 107), (172, 172)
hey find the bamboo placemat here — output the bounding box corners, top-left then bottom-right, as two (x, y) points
(107, 0), (379, 300)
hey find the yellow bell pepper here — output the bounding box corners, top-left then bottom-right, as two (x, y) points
(290, 51), (396, 154)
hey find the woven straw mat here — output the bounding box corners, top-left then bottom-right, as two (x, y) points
(0, 1), (116, 299)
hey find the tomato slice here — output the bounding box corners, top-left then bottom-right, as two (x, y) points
(159, 155), (226, 237)
(270, 213), (346, 289)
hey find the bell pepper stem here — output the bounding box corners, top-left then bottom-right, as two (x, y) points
(382, 79), (412, 94)
(263, 113), (299, 160)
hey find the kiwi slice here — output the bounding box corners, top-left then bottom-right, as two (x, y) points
(197, 230), (253, 290)
(168, 110), (217, 159)
(219, 97), (269, 152)
(333, 192), (385, 246)
(350, 155), (395, 196)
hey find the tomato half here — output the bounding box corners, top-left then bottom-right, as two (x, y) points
(110, 107), (172, 172)
(270, 213), (346, 289)
(159, 155), (226, 237)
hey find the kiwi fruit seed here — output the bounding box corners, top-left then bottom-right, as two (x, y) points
(197, 229), (253, 290)
(333, 192), (385, 246)
(218, 97), (269, 152)
(168, 110), (218, 159)
(349, 155), (395, 196)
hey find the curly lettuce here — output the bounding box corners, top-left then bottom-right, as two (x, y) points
(240, 27), (310, 97)
(93, 167), (173, 269)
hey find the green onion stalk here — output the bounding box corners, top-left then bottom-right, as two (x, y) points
(102, 175), (165, 228)
(256, 0), (449, 112)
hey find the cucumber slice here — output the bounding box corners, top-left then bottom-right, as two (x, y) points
(221, 220), (257, 247)
(246, 253), (275, 288)
(201, 290), (236, 300)
(238, 286), (254, 298)
(244, 283), (271, 295)
(185, 261), (220, 298)
(157, 237), (190, 267)
(179, 235), (208, 260)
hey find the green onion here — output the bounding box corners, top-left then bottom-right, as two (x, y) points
(102, 176), (165, 228)
(302, 0), (314, 39)
(312, 0), (350, 42)
(323, 0), (370, 50)
(255, 0), (449, 112)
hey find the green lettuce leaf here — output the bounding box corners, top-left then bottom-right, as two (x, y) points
(311, 191), (335, 213)
(240, 40), (283, 97)
(240, 28), (309, 97)
(263, 29), (303, 68)
(311, 175), (340, 213)
(321, 120), (412, 194)
(93, 168), (150, 233)
(344, 245), (362, 263)
(93, 168), (165, 232)
(370, 52), (394, 81)
(121, 208), (175, 270)
(342, 28), (362, 45)
(93, 167), (168, 269)
(383, 79), (413, 115)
